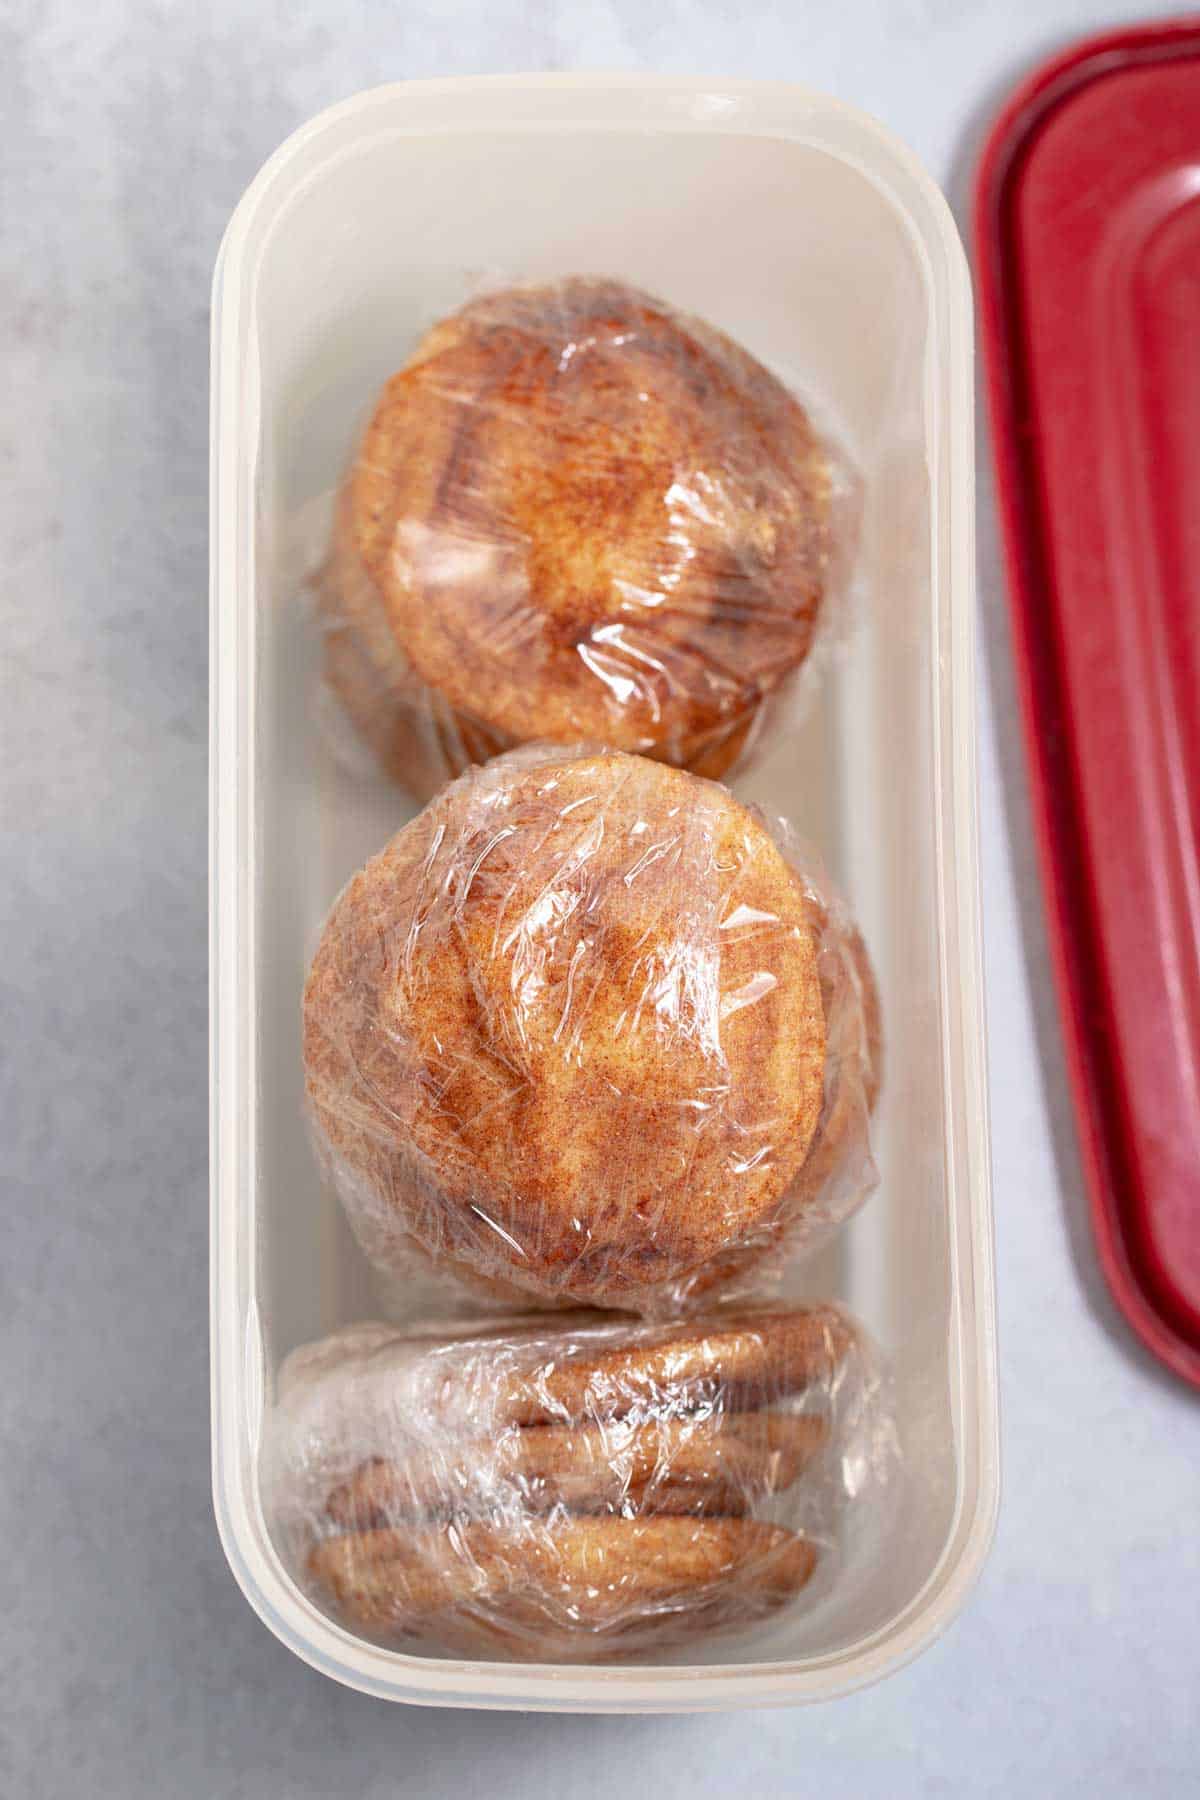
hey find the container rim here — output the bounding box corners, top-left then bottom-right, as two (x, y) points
(210, 71), (998, 1710)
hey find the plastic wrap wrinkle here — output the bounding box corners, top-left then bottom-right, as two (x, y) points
(317, 277), (859, 798)
(264, 1306), (896, 1659)
(303, 745), (880, 1312)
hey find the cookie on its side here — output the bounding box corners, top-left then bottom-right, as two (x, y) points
(324, 1412), (828, 1525)
(308, 1516), (819, 1657)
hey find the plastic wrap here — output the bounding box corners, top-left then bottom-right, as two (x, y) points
(303, 744), (880, 1313)
(263, 1305), (896, 1659)
(317, 277), (858, 800)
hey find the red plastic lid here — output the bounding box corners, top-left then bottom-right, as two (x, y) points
(976, 19), (1200, 1388)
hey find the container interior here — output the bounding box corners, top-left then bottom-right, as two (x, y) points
(238, 106), (963, 1679)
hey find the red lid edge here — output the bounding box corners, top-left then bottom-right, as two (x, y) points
(974, 19), (1200, 1389)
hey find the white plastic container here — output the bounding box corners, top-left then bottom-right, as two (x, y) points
(210, 74), (997, 1710)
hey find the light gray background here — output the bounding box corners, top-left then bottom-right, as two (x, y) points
(3, 1), (1198, 1794)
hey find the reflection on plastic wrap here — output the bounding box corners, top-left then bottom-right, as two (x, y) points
(303, 744), (881, 1313)
(317, 277), (859, 799)
(263, 1306), (897, 1659)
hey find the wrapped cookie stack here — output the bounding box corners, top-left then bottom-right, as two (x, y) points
(267, 278), (897, 1661)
